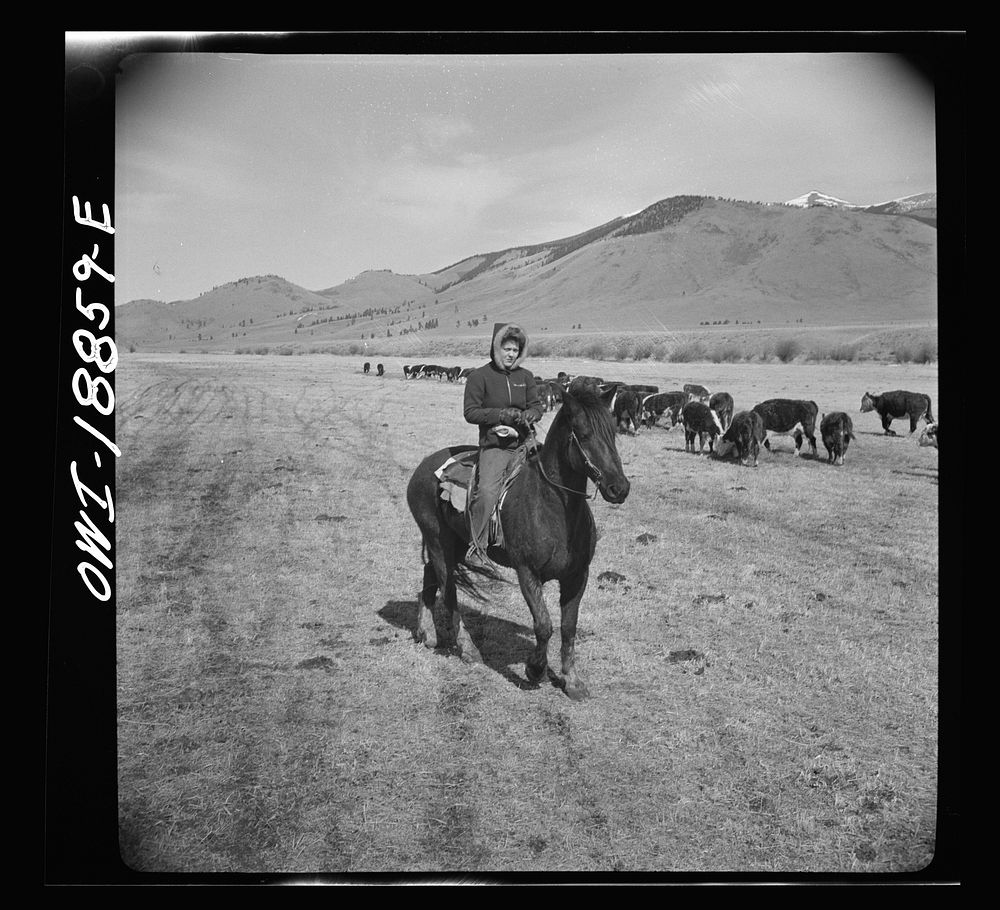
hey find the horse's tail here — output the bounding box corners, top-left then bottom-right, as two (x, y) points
(418, 536), (506, 602)
(452, 561), (506, 601)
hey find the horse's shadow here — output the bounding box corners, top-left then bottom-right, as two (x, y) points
(379, 599), (545, 691)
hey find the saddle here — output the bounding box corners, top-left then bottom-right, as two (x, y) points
(434, 443), (534, 549)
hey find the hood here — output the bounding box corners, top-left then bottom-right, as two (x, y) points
(490, 322), (529, 371)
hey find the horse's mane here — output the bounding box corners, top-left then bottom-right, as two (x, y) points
(546, 382), (615, 447)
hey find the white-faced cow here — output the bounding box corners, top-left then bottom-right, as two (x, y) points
(820, 411), (856, 466)
(709, 391), (734, 432)
(641, 391), (687, 429)
(405, 363), (424, 379)
(918, 422), (938, 449)
(715, 409), (766, 467)
(682, 400), (724, 453)
(684, 382), (711, 403)
(860, 390), (934, 436)
(752, 398), (819, 457)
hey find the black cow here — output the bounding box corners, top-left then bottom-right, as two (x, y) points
(537, 379), (564, 413)
(682, 401), (724, 453)
(640, 391), (686, 429)
(860, 390), (934, 436)
(376, 363), (385, 376)
(709, 391), (734, 432)
(406, 363), (425, 379)
(624, 383), (659, 396)
(613, 390), (643, 435)
(421, 364), (447, 380)
(684, 382), (711, 403)
(715, 410), (766, 467)
(752, 398), (819, 457)
(445, 366), (461, 382)
(363, 362), (371, 374)
(820, 411), (856, 466)
(918, 422), (938, 449)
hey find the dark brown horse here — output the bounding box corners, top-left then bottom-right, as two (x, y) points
(405, 380), (630, 700)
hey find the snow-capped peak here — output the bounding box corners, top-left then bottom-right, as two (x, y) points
(785, 191), (861, 209)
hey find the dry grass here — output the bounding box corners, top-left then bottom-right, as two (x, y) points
(114, 353), (944, 878)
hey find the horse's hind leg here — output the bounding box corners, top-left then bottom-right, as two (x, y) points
(415, 561), (439, 648)
(428, 532), (483, 664)
(557, 569), (591, 701)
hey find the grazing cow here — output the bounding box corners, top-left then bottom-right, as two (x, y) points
(860, 390), (935, 436)
(537, 379), (564, 413)
(613, 389), (643, 435)
(684, 383), (711, 403)
(820, 411), (856, 466)
(363, 362), (371, 374)
(709, 391), (734, 432)
(445, 366), (461, 382)
(624, 383), (659, 396)
(421, 364), (447, 380)
(752, 398), (819, 457)
(640, 391), (686, 429)
(376, 363), (385, 376)
(682, 400), (724, 453)
(918, 422), (938, 449)
(406, 363), (425, 379)
(458, 367), (473, 382)
(715, 410), (766, 467)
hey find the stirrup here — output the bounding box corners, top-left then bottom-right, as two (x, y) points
(464, 543), (491, 566)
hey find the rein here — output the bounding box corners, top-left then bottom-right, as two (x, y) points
(530, 426), (600, 499)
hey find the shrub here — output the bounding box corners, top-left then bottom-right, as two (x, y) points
(825, 343), (859, 362)
(613, 338), (632, 361)
(650, 342), (669, 361)
(669, 341), (707, 363)
(631, 338), (656, 360)
(711, 344), (742, 363)
(584, 340), (609, 360)
(774, 337), (801, 363)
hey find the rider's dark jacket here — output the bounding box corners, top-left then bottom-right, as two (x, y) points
(463, 323), (543, 449)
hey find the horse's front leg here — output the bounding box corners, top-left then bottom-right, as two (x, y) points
(515, 565), (552, 685)
(558, 568), (591, 701)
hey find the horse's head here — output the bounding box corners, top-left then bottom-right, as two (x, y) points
(559, 383), (631, 503)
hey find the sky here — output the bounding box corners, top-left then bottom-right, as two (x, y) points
(99, 36), (940, 305)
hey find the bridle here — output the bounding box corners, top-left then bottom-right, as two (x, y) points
(530, 425), (602, 499)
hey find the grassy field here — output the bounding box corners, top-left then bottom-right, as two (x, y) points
(113, 352), (944, 879)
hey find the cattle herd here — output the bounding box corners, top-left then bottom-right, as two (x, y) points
(366, 362), (938, 463)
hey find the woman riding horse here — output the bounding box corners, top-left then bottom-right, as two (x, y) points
(463, 323), (543, 566)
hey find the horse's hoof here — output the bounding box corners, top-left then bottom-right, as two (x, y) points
(525, 662), (547, 685)
(563, 678), (591, 701)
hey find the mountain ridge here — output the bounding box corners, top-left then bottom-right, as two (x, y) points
(116, 191), (937, 352)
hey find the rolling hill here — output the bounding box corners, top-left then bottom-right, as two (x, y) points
(115, 193), (938, 354)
